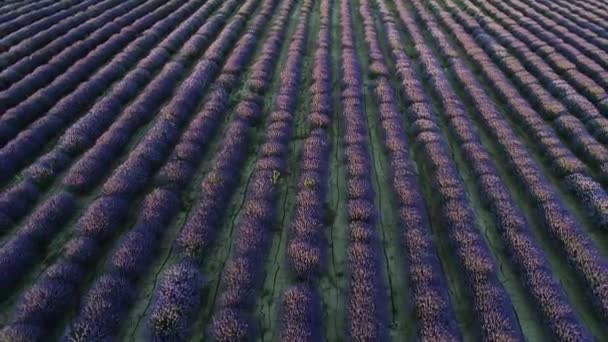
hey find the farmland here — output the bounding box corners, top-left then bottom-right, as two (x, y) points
(0, 0), (607, 340)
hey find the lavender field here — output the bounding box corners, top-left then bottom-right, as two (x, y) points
(0, 0), (607, 340)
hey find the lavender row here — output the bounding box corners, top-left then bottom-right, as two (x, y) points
(0, 0), (56, 26)
(0, 0), (131, 80)
(0, 0), (266, 338)
(0, 191), (76, 294)
(207, 2), (314, 340)
(389, 0), (525, 340)
(148, 0), (301, 339)
(403, 0), (592, 339)
(567, 0), (608, 17)
(489, 0), (608, 102)
(495, 0), (608, 55)
(338, 0), (391, 340)
(438, 0), (608, 229)
(279, 0), (331, 339)
(0, 0), (196, 184)
(0, 180), (39, 236)
(0, 0), (226, 283)
(0, 0), (167, 104)
(532, 0), (608, 41)
(476, 3), (608, 91)
(0, 0), (228, 232)
(0, 0), (141, 89)
(64, 0), (291, 338)
(0, 0), (103, 54)
(0, 0), (33, 13)
(0, 0), (80, 37)
(283, 0), (331, 284)
(362, 0), (463, 339)
(98, 0), (261, 202)
(467, 0), (608, 108)
(566, 0), (608, 21)
(429, 0), (608, 321)
(0, 0), (188, 143)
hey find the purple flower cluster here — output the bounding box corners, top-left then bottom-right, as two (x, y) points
(539, 0), (608, 32)
(279, 285), (322, 341)
(58, 0), (235, 193)
(0, 179), (39, 235)
(466, 1), (608, 131)
(365, 0), (463, 340)
(279, 0), (331, 339)
(338, 0), (391, 340)
(208, 1), (315, 340)
(63, 189), (179, 341)
(0, 0), (130, 75)
(0, 194), (128, 340)
(145, 0), (303, 340)
(66, 0), (292, 337)
(0, 0), (190, 184)
(426, 0), (608, 323)
(0, 0), (55, 28)
(0, 0), (227, 242)
(0, 0), (81, 40)
(430, 0), (608, 228)
(0, 0), (187, 145)
(444, 2), (608, 226)
(403, 0), (593, 340)
(485, 0), (608, 76)
(0, 191), (75, 293)
(2, 0), (273, 334)
(390, 0), (525, 340)
(0, 0), (107, 62)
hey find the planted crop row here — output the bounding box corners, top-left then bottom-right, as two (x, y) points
(465, 0), (608, 108)
(337, 0), (392, 340)
(387, 0), (594, 340)
(388, 0), (525, 339)
(0, 0), (133, 77)
(0, 0), (268, 338)
(425, 0), (608, 322)
(0, 0), (82, 38)
(434, 0), (608, 229)
(362, 0), (463, 339)
(0, 0), (104, 52)
(0, 0), (212, 231)
(279, 0), (331, 339)
(0, 0), (231, 295)
(207, 1), (315, 340)
(0, 0), (188, 143)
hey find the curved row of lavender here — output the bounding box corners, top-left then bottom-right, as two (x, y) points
(359, 0), (463, 339)
(461, 0), (608, 166)
(388, 0), (525, 340)
(0, 0), (233, 239)
(386, 0), (595, 340)
(144, 0), (301, 339)
(0, 0), (59, 27)
(424, 0), (608, 322)
(0, 0), (104, 55)
(278, 0), (332, 340)
(62, 0), (290, 337)
(337, 0), (393, 339)
(207, 1), (315, 340)
(0, 0), (606, 339)
(0, 0), (82, 38)
(0, 0), (142, 89)
(0, 0), (278, 339)
(0, 0), (185, 135)
(0, 0), (126, 71)
(0, 0), (181, 179)
(0, 0), (232, 294)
